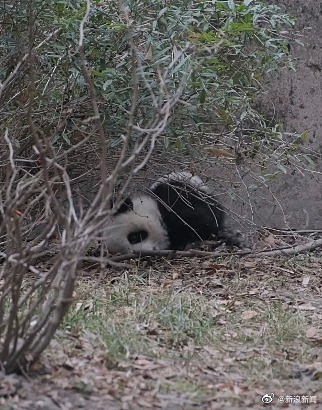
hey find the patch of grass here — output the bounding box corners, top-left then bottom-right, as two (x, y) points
(62, 275), (314, 368)
(61, 277), (218, 362)
(58, 255), (321, 407)
(262, 304), (306, 345)
(150, 294), (216, 345)
(225, 303), (307, 346)
(160, 378), (209, 400)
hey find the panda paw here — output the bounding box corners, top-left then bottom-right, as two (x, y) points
(220, 229), (248, 249)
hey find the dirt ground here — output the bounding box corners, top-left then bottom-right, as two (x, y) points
(1, 231), (321, 409)
(258, 0), (322, 229)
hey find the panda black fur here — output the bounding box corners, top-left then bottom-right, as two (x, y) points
(106, 172), (236, 254)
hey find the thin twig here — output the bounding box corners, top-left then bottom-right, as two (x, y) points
(247, 237), (322, 257)
(108, 236), (322, 262)
(0, 28), (60, 99)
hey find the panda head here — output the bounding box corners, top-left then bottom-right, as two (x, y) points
(105, 194), (169, 254)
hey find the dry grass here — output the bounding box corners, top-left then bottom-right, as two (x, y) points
(1, 252), (321, 409)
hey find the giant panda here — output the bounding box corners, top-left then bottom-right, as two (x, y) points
(105, 172), (239, 254)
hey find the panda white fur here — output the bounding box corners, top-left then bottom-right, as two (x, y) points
(105, 172), (235, 254)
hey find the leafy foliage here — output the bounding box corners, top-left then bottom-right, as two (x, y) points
(1, 0), (295, 156)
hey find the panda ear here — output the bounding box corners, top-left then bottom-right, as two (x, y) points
(115, 197), (133, 215)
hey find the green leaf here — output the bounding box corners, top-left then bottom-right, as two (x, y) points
(303, 154), (316, 166)
(300, 130), (308, 142)
(228, 21), (254, 34)
(157, 7), (168, 19)
(217, 107), (233, 125)
(276, 163), (287, 174)
(199, 89), (206, 104)
(62, 132), (71, 145)
(175, 137), (184, 149)
(90, 70), (105, 77)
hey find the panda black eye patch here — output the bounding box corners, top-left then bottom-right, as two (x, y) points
(128, 230), (148, 244)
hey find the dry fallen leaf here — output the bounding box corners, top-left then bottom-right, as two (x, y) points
(242, 261), (258, 268)
(302, 275), (310, 286)
(206, 146), (235, 159)
(172, 271), (183, 279)
(189, 32), (201, 38)
(204, 346), (220, 358)
(297, 303), (316, 311)
(306, 327), (318, 338)
(133, 358), (163, 370)
(145, 45), (153, 61)
(241, 310), (258, 320)
(203, 262), (228, 271)
(262, 233), (276, 246)
(306, 327), (322, 343)
(74, 301), (93, 313)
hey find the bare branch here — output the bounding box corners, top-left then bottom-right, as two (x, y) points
(247, 237), (322, 257)
(0, 28), (60, 99)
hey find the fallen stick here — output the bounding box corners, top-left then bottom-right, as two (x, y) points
(106, 237), (322, 263)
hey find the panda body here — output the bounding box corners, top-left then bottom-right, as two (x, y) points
(105, 172), (226, 254)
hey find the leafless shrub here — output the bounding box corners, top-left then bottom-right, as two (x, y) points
(0, 0), (189, 373)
